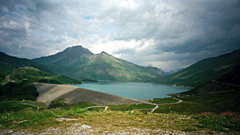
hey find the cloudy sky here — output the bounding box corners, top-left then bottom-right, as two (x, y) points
(0, 0), (240, 71)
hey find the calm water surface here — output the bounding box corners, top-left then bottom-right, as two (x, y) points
(73, 81), (190, 100)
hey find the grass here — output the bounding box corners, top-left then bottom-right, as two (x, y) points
(0, 94), (239, 134)
(76, 111), (198, 130)
(108, 104), (155, 111)
(151, 98), (179, 104)
(0, 100), (46, 113)
(154, 101), (217, 115)
(0, 108), (87, 131)
(0, 102), (95, 131)
(193, 112), (240, 132)
(2, 67), (82, 85)
(179, 92), (240, 112)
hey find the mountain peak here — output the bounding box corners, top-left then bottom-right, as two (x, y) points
(100, 51), (109, 55)
(66, 45), (83, 49)
(99, 51), (112, 57)
(63, 45), (93, 56)
(32, 46), (164, 81)
(32, 45), (94, 66)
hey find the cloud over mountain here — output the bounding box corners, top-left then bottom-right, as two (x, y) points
(0, 0), (240, 71)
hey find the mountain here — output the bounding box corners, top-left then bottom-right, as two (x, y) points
(32, 46), (94, 67)
(33, 46), (164, 81)
(153, 49), (240, 87)
(183, 64), (240, 95)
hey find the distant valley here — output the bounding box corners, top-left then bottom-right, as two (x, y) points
(1, 46), (240, 96)
(1, 46), (240, 134)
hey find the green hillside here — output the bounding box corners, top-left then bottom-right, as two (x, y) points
(72, 52), (163, 81)
(0, 81), (39, 101)
(0, 52), (54, 83)
(0, 62), (14, 82)
(152, 50), (240, 87)
(0, 52), (51, 73)
(33, 46), (163, 81)
(2, 67), (81, 84)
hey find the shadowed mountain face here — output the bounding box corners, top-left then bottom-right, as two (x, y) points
(153, 49), (240, 87)
(33, 46), (163, 81)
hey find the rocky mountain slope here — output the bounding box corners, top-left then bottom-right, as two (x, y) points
(33, 46), (163, 81)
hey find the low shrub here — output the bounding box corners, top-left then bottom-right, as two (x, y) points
(48, 98), (67, 109)
(193, 111), (240, 132)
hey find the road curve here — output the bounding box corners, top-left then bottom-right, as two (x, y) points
(151, 98), (182, 113)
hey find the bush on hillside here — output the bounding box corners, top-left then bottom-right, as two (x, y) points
(38, 79), (61, 84)
(48, 98), (67, 109)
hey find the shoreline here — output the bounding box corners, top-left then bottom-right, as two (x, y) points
(34, 83), (151, 106)
(76, 80), (194, 89)
(71, 81), (191, 100)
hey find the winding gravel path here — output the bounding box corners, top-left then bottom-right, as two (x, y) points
(23, 103), (40, 111)
(151, 98), (182, 113)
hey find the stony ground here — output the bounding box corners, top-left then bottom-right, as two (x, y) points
(1, 122), (228, 135)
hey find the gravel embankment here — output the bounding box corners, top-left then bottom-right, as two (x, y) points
(34, 83), (149, 105)
(1, 123), (226, 135)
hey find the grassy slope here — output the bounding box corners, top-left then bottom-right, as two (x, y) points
(0, 95), (239, 133)
(0, 52), (51, 73)
(0, 62), (14, 82)
(0, 100), (46, 113)
(153, 49), (240, 87)
(154, 92), (240, 114)
(3, 67), (81, 84)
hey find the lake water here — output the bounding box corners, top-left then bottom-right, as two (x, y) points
(72, 81), (190, 100)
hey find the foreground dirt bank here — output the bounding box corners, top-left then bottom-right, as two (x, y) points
(34, 83), (149, 105)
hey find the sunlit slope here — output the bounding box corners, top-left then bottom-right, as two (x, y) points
(3, 67), (81, 84)
(0, 52), (52, 82)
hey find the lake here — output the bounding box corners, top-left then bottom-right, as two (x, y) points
(72, 81), (190, 100)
